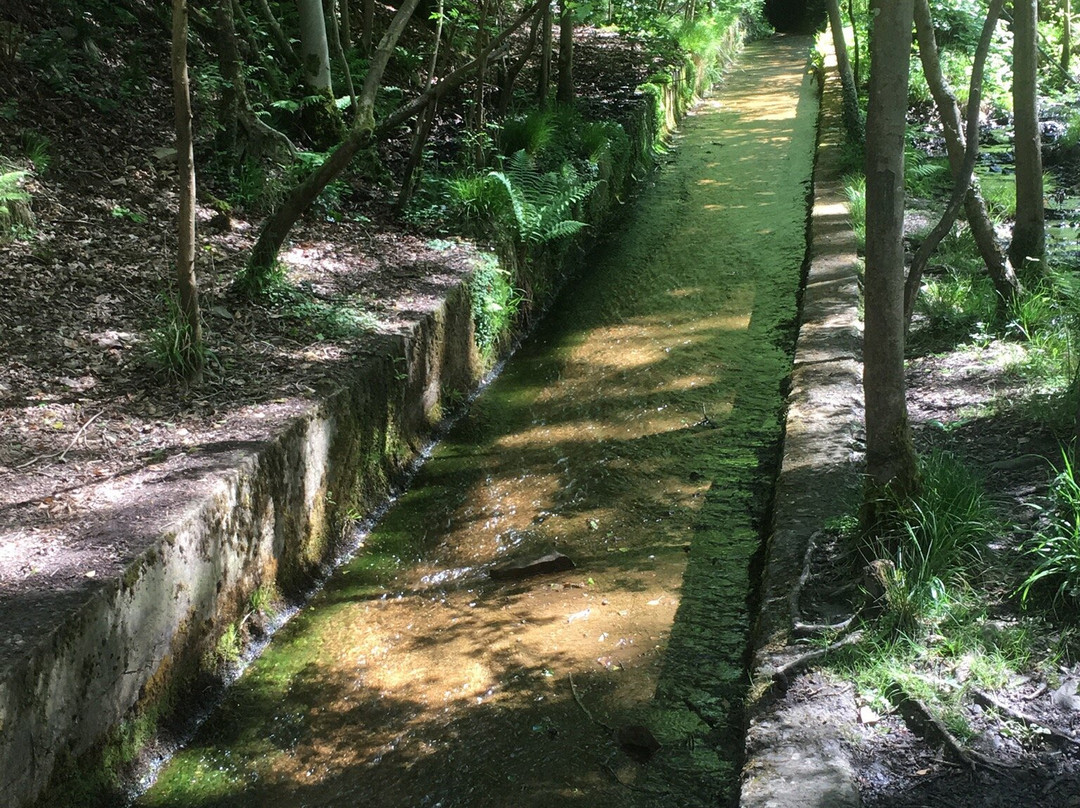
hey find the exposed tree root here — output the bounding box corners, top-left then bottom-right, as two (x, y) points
(886, 683), (1008, 772)
(970, 687), (1080, 748)
(769, 631), (863, 691)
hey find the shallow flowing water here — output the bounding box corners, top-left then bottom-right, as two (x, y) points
(138, 36), (818, 808)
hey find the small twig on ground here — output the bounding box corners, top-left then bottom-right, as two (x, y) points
(792, 612), (860, 639)
(970, 687), (1080, 747)
(16, 410), (105, 469)
(569, 672), (614, 733)
(886, 682), (1007, 772)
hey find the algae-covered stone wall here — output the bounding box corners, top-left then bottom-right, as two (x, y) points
(2, 32), (741, 808)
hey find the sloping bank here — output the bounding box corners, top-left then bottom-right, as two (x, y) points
(2, 25), (743, 808)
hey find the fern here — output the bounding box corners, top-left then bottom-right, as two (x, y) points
(485, 150), (598, 246)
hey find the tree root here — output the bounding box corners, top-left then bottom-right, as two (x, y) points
(886, 683), (1008, 772)
(768, 631), (863, 691)
(970, 687), (1080, 748)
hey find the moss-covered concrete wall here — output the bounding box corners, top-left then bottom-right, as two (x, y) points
(2, 29), (742, 808)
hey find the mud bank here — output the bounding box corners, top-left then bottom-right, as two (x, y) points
(3, 32), (742, 808)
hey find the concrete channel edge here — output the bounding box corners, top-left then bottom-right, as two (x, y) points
(740, 41), (866, 808)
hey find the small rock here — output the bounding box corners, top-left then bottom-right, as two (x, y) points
(1051, 679), (1080, 712)
(858, 705), (880, 725)
(489, 551), (575, 581)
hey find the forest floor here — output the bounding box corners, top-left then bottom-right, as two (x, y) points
(2, 5), (1080, 805)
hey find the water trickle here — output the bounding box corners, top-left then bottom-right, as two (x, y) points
(138, 36), (818, 808)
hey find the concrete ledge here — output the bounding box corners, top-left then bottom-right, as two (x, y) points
(740, 35), (865, 808)
(0, 35), (742, 808)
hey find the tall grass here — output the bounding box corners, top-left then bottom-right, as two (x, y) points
(865, 451), (996, 633)
(1020, 451), (1080, 613)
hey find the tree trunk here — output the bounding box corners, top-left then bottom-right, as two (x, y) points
(341, 0), (352, 47)
(171, 0), (204, 384)
(473, 0), (491, 167)
(297, 0), (334, 93)
(825, 0), (863, 141)
(247, 0), (546, 278)
(215, 0), (242, 156)
(908, 0), (1018, 320)
(253, 0), (300, 69)
(362, 0), (374, 55)
(1010, 0), (1046, 276)
(538, 0), (552, 103)
(397, 0), (445, 209)
(556, 0), (573, 105)
(327, 0), (357, 115)
(846, 0), (860, 90)
(862, 0), (917, 512)
(498, 5), (543, 113)
(1064, 0), (1073, 73)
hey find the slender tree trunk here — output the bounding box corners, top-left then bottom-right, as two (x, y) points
(248, 0), (545, 277)
(362, 0), (374, 55)
(215, 0), (242, 156)
(1010, 0), (1046, 276)
(327, 0), (357, 115)
(498, 5), (543, 113)
(825, 0), (863, 141)
(538, 0), (553, 103)
(397, 0), (445, 209)
(556, 0), (574, 105)
(846, 0), (860, 90)
(172, 0), (203, 384)
(863, 0), (917, 512)
(908, 0), (1018, 320)
(297, 0), (334, 93)
(473, 0), (491, 167)
(254, 0), (300, 68)
(1064, 0), (1073, 73)
(341, 0), (352, 47)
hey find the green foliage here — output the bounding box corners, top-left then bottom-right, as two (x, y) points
(1004, 275), (1080, 387)
(146, 294), (210, 381)
(485, 151), (599, 245)
(1020, 451), (1080, 613)
(468, 254), (522, 356)
(904, 147), (949, 199)
(0, 166), (31, 241)
(21, 131), (51, 173)
(909, 230), (997, 352)
(498, 109), (557, 157)
(449, 150), (598, 248)
(979, 174), (1017, 220)
(865, 451), (996, 634)
(843, 174), (866, 250)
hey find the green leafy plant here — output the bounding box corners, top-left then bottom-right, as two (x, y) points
(483, 150), (598, 245)
(0, 167), (31, 239)
(1020, 451), (1080, 612)
(146, 294), (211, 380)
(866, 451), (996, 633)
(843, 174), (866, 249)
(469, 254), (522, 356)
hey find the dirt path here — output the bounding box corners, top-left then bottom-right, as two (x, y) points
(137, 36), (818, 808)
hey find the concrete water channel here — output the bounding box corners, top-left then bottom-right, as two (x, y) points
(138, 36), (819, 808)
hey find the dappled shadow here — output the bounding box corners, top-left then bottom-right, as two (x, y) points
(138, 35), (819, 808)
